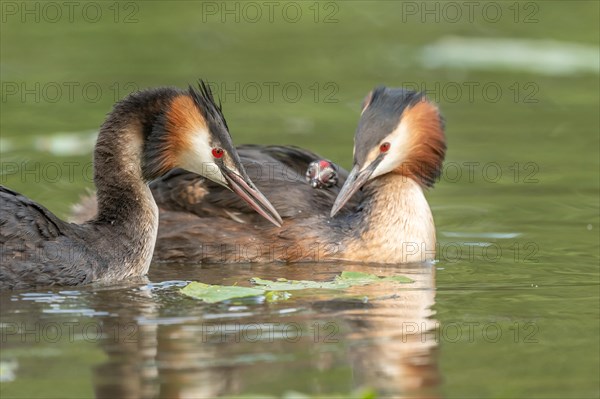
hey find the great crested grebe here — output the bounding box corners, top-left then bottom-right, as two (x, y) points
(0, 82), (281, 290)
(72, 86), (446, 264)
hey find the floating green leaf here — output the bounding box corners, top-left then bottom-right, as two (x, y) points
(338, 271), (380, 280)
(252, 272), (413, 291)
(382, 275), (414, 283)
(250, 277), (347, 291)
(181, 282), (265, 303)
(265, 291), (292, 302)
(182, 272), (413, 303)
(339, 271), (414, 284)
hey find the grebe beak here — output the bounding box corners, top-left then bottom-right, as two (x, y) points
(220, 166), (283, 227)
(330, 156), (383, 218)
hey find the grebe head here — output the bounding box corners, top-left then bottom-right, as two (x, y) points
(306, 159), (338, 189)
(330, 86), (446, 217)
(144, 81), (282, 226)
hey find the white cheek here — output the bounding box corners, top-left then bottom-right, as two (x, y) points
(180, 129), (227, 185)
(371, 122), (410, 179)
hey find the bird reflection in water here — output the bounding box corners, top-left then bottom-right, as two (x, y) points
(90, 263), (440, 398)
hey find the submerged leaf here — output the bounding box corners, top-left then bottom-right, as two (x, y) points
(181, 282), (265, 303)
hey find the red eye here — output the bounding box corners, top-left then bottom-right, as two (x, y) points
(212, 148), (224, 158)
(380, 142), (391, 153)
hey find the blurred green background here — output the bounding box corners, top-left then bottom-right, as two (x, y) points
(2, 1), (597, 217)
(1, 1), (599, 398)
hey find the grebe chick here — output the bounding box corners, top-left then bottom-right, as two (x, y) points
(0, 82), (281, 290)
(306, 160), (339, 189)
(72, 86), (445, 264)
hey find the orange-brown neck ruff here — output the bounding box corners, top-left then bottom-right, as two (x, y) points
(166, 95), (207, 146)
(144, 94), (208, 180)
(397, 100), (446, 188)
(164, 94), (208, 165)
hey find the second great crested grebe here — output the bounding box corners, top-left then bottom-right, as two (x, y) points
(72, 86), (446, 264)
(0, 82), (281, 290)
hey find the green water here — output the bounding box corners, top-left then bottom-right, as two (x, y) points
(1, 1), (599, 398)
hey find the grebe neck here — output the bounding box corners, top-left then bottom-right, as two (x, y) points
(345, 174), (436, 263)
(93, 122), (156, 225)
(87, 90), (179, 277)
